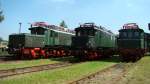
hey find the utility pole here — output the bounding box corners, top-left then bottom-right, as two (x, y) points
(19, 22), (22, 33)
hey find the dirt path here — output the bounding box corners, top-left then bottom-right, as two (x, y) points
(70, 63), (132, 84)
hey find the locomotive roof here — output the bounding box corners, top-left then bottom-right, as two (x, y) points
(48, 28), (75, 36)
(75, 23), (115, 36)
(28, 25), (75, 35)
(95, 26), (115, 36)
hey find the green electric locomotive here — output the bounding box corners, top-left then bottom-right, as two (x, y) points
(72, 23), (116, 60)
(8, 26), (46, 59)
(117, 23), (146, 62)
(44, 25), (75, 57)
(8, 22), (75, 59)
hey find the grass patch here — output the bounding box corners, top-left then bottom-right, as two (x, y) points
(0, 60), (117, 84)
(119, 56), (150, 84)
(0, 51), (9, 56)
(0, 57), (77, 70)
(0, 59), (60, 70)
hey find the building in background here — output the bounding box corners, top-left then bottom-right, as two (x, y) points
(0, 40), (8, 49)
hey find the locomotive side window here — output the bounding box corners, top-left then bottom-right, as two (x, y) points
(49, 30), (56, 37)
(55, 32), (58, 37)
(50, 30), (53, 37)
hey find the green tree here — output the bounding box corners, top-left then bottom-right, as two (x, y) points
(0, 37), (3, 42)
(0, 10), (4, 22)
(59, 20), (68, 28)
(0, 2), (4, 23)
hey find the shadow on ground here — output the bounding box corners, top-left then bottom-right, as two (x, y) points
(48, 56), (80, 63)
(0, 54), (122, 63)
(48, 55), (122, 63)
(100, 55), (122, 63)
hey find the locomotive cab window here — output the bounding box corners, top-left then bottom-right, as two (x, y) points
(128, 32), (133, 38)
(81, 31), (87, 36)
(134, 32), (139, 37)
(122, 32), (127, 38)
(76, 30), (84, 36)
(77, 30), (87, 36)
(76, 29), (95, 36)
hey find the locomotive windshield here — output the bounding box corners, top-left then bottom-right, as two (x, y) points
(76, 29), (95, 36)
(120, 31), (141, 38)
(75, 23), (96, 36)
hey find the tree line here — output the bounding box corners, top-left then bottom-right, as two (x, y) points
(0, 4), (4, 23)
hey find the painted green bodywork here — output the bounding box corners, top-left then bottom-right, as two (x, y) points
(144, 33), (150, 50)
(8, 33), (45, 48)
(117, 29), (145, 49)
(93, 30), (116, 48)
(72, 26), (116, 49)
(44, 29), (74, 46)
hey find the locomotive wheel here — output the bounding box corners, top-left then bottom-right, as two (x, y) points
(40, 50), (46, 58)
(87, 51), (99, 60)
(67, 50), (72, 56)
(49, 50), (54, 57)
(53, 50), (57, 57)
(61, 50), (66, 56)
(43, 50), (49, 58)
(31, 49), (37, 59)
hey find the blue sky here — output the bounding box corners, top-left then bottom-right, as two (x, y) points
(0, 0), (150, 40)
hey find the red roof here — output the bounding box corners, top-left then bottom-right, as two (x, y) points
(32, 22), (49, 27)
(123, 23), (139, 29)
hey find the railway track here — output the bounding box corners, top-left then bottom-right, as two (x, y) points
(0, 55), (12, 59)
(0, 55), (19, 63)
(69, 63), (129, 84)
(0, 62), (78, 79)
